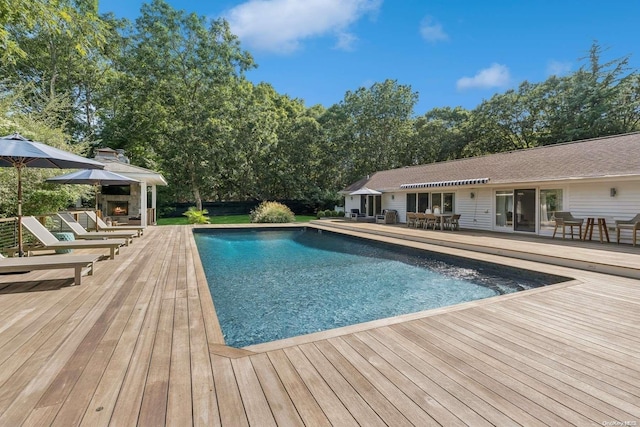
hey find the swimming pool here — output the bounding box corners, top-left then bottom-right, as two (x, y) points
(194, 228), (568, 347)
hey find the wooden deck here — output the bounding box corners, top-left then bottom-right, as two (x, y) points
(0, 224), (639, 426)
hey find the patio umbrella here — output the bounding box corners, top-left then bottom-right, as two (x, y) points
(46, 169), (139, 230)
(0, 132), (104, 256)
(349, 187), (382, 195)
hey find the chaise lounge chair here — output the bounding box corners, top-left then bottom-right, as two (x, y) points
(0, 253), (101, 285)
(7, 216), (126, 260)
(80, 211), (144, 237)
(615, 214), (640, 246)
(56, 212), (135, 246)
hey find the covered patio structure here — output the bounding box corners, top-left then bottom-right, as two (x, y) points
(93, 148), (167, 226)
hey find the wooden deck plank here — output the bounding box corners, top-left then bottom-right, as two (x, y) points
(186, 293), (220, 424)
(266, 350), (332, 427)
(398, 321), (565, 425)
(411, 316), (606, 425)
(211, 354), (248, 427)
(230, 356), (277, 427)
(0, 283), (95, 387)
(48, 250), (162, 427)
(342, 332), (478, 426)
(248, 353), (305, 426)
(391, 323), (551, 426)
(282, 346), (358, 427)
(299, 341), (393, 426)
(166, 296), (193, 425)
(80, 227), (176, 427)
(0, 248), (140, 425)
(483, 302), (640, 384)
(322, 337), (439, 426)
(366, 327), (519, 426)
(353, 330), (493, 426)
(37, 255), (151, 409)
(423, 312), (636, 422)
(135, 286), (175, 426)
(437, 311), (640, 419)
(189, 227), (225, 345)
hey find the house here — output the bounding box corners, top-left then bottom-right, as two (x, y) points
(342, 132), (640, 237)
(94, 148), (168, 226)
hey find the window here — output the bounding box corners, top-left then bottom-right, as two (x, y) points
(407, 192), (430, 213)
(418, 193), (430, 212)
(540, 189), (563, 231)
(432, 192), (455, 213)
(406, 193), (416, 213)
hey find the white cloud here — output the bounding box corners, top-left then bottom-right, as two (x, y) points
(225, 0), (382, 54)
(335, 32), (358, 51)
(456, 63), (511, 90)
(546, 60), (572, 76)
(419, 16), (448, 43)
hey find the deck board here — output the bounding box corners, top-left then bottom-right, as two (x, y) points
(0, 223), (638, 425)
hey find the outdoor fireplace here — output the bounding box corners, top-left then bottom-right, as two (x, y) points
(107, 201), (129, 217)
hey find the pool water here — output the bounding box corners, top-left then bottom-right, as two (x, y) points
(194, 228), (567, 348)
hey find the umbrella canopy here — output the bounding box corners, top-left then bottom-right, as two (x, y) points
(349, 187), (382, 196)
(0, 133), (104, 256)
(46, 169), (138, 186)
(46, 169), (139, 229)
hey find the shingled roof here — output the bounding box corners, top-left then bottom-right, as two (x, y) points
(344, 132), (640, 192)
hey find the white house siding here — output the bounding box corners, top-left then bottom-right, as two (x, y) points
(344, 195), (361, 217)
(382, 193), (406, 222)
(563, 179), (640, 242)
(456, 188), (493, 231)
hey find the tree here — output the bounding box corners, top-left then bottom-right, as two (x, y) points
(412, 107), (471, 163)
(103, 0), (254, 210)
(0, 0), (112, 140)
(539, 43), (638, 144)
(0, 90), (93, 217)
(324, 79), (418, 184)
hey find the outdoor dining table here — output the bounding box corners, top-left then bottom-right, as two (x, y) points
(434, 213), (453, 230)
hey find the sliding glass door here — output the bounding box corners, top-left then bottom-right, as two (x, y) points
(514, 189), (536, 232)
(495, 191), (513, 229)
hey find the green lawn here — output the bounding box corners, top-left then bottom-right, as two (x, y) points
(157, 214), (316, 225)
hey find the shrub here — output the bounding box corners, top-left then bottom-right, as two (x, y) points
(324, 209), (332, 217)
(331, 210), (339, 217)
(183, 206), (210, 224)
(317, 210), (326, 218)
(250, 201), (295, 223)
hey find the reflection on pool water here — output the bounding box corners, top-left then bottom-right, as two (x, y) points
(194, 228), (567, 348)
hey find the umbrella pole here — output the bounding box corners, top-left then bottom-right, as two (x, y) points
(17, 166), (24, 257)
(94, 184), (99, 231)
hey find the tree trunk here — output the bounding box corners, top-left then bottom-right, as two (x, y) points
(193, 187), (202, 211)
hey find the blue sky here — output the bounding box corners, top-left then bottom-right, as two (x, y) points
(100, 0), (639, 116)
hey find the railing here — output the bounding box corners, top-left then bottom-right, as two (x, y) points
(0, 215), (75, 256)
(0, 217), (18, 256)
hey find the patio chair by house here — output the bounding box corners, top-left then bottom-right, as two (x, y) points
(0, 253), (101, 285)
(406, 212), (417, 227)
(81, 211), (144, 237)
(444, 214), (461, 231)
(349, 208), (366, 220)
(615, 214), (640, 246)
(552, 211), (584, 240)
(375, 209), (397, 224)
(8, 216), (126, 259)
(422, 213), (437, 230)
(57, 213), (135, 246)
